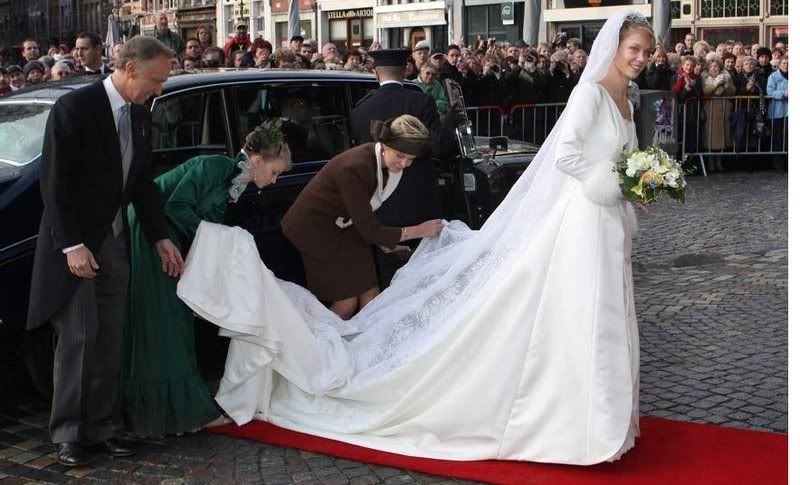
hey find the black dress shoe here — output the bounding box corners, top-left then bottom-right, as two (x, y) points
(94, 438), (135, 457)
(57, 442), (88, 467)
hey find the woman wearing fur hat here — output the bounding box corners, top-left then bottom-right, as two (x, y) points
(281, 115), (444, 319)
(120, 119), (292, 437)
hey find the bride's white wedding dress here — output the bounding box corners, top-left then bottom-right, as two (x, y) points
(177, 11), (646, 466)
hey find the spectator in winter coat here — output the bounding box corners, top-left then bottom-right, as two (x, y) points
(439, 45), (465, 86)
(737, 56), (767, 95)
(756, 47), (774, 76)
(414, 62), (449, 116)
(673, 56), (703, 154)
(224, 21), (252, 60)
(766, 55), (788, 163)
(645, 46), (674, 90)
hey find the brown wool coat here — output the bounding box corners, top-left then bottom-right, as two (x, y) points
(281, 143), (403, 263)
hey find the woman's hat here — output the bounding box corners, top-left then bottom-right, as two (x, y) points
(756, 47), (772, 59)
(370, 118), (429, 157)
(23, 61), (44, 77)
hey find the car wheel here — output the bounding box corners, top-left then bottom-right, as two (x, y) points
(23, 324), (55, 399)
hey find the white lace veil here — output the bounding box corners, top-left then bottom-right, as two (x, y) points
(296, 10), (651, 390)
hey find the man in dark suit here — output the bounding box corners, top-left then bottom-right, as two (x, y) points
(350, 49), (456, 288)
(27, 35), (184, 467)
(75, 31), (113, 76)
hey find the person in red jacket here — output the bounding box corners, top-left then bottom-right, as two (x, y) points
(224, 20), (252, 60)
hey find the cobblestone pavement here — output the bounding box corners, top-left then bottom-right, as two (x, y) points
(0, 172), (787, 484)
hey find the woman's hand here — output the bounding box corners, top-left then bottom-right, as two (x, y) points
(634, 201), (649, 214)
(415, 219), (445, 239)
(156, 238), (185, 277)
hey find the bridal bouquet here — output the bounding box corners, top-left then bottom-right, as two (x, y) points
(615, 145), (687, 204)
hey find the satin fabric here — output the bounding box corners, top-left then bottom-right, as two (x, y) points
(177, 81), (640, 465)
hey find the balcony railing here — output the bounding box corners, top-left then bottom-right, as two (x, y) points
(699, 0), (759, 17)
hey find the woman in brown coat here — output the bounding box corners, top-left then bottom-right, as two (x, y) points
(281, 115), (444, 319)
(701, 58), (736, 171)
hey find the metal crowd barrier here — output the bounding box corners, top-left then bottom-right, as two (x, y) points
(677, 95), (787, 175)
(465, 105), (505, 137)
(465, 103), (568, 143)
(506, 103), (568, 146)
(466, 96), (786, 176)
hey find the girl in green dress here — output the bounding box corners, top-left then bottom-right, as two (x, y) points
(121, 119), (292, 437)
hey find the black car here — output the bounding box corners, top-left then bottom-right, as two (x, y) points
(0, 69), (537, 394)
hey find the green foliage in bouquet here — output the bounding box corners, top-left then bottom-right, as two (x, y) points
(614, 144), (687, 205)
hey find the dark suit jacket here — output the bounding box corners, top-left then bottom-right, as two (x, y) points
(281, 143), (402, 262)
(350, 82), (443, 227)
(27, 80), (169, 329)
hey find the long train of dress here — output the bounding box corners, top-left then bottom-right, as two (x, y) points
(177, 82), (641, 465)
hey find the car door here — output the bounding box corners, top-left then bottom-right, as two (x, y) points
(150, 87), (233, 176)
(224, 81), (354, 286)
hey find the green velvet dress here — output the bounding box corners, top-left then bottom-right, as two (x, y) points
(121, 154), (239, 437)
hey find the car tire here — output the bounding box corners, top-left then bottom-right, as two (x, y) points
(23, 324), (55, 399)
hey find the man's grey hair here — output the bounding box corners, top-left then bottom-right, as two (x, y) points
(156, 11), (169, 20)
(116, 36), (174, 70)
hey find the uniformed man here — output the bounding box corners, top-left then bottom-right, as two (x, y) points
(350, 48), (450, 289)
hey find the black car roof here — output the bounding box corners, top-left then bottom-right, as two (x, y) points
(2, 69), (385, 102)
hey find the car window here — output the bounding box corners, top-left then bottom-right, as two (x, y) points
(151, 89), (227, 151)
(0, 103), (51, 166)
(235, 84), (351, 163)
(350, 83), (376, 107)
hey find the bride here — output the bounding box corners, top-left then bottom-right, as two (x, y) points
(177, 11), (655, 465)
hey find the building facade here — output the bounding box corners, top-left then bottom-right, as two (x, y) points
(540, 0), (787, 50)
(316, 0), (373, 51)
(216, 0), (267, 47)
(374, 0), (450, 50)
(140, 0), (217, 43)
(669, 0), (787, 48)
(269, 0), (315, 48)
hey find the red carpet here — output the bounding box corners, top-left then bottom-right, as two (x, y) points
(207, 417), (787, 484)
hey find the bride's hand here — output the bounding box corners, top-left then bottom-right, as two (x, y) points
(634, 201), (649, 214)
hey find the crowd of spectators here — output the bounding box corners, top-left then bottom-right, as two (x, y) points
(0, 25), (788, 167)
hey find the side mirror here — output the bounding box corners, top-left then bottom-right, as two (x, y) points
(489, 136), (508, 156)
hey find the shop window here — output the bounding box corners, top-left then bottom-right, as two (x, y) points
(699, 27), (758, 46)
(276, 20), (313, 46)
(699, 0), (759, 18)
(225, 5), (234, 36)
(465, 3), (522, 47)
(253, 1), (265, 32)
(770, 27), (788, 47)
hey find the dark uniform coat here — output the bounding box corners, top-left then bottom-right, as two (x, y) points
(351, 81), (442, 226)
(350, 81), (446, 289)
(282, 144), (402, 301)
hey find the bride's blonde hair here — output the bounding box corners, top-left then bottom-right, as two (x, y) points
(619, 16), (656, 49)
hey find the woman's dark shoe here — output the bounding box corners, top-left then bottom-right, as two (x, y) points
(94, 438), (135, 457)
(57, 442), (88, 467)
